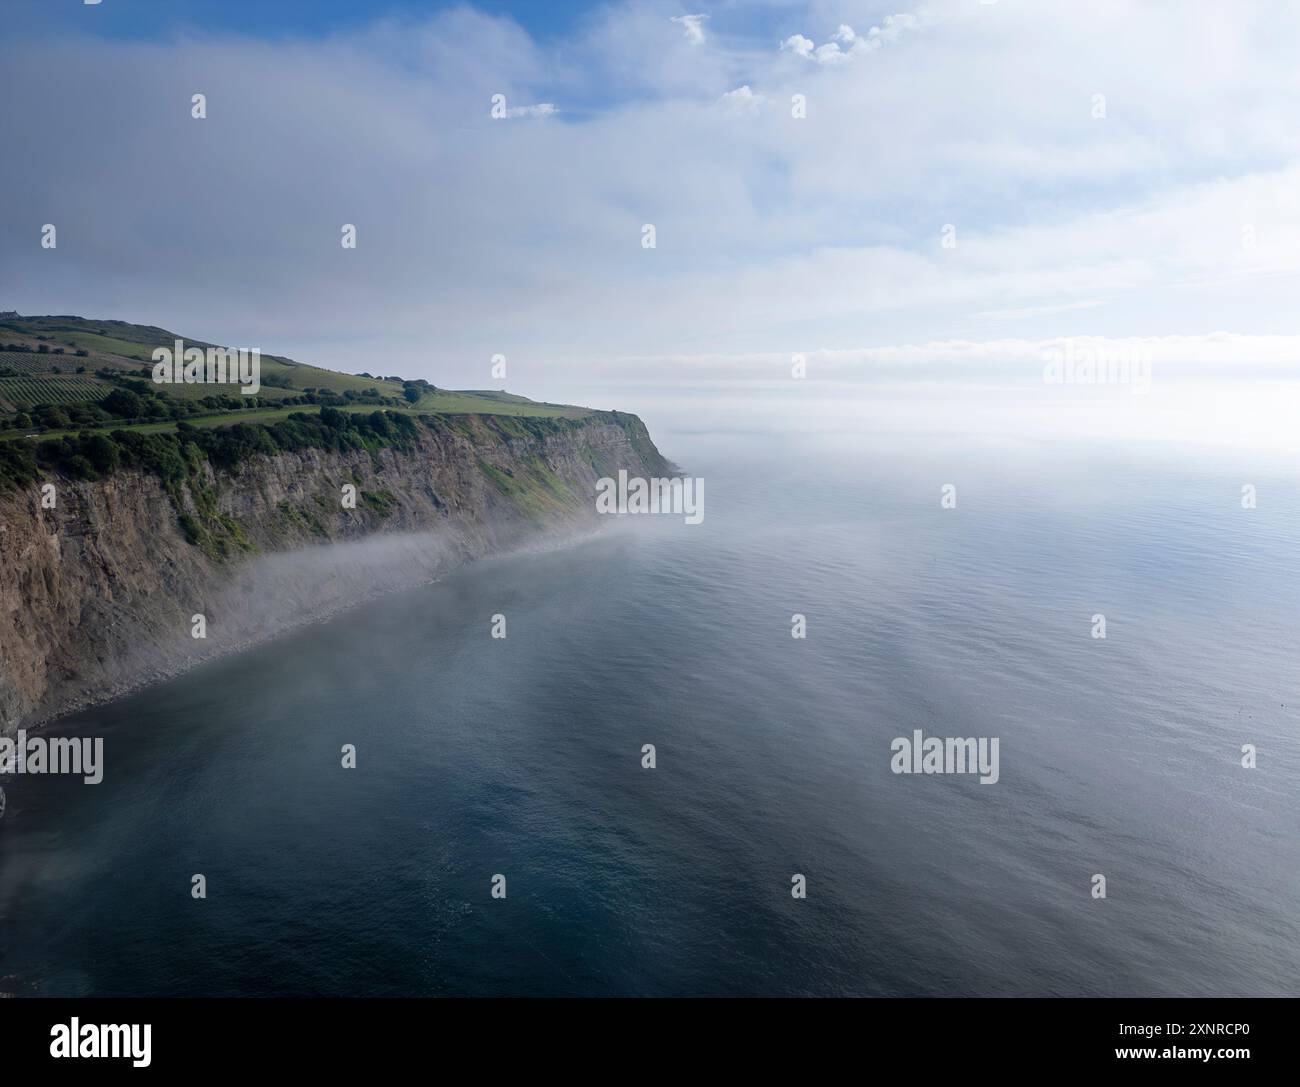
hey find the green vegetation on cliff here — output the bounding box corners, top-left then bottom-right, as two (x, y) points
(0, 401), (669, 562)
(0, 407), (421, 489)
(0, 313), (588, 441)
(0, 314), (672, 564)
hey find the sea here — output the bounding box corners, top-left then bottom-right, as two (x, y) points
(2, 382), (1298, 996)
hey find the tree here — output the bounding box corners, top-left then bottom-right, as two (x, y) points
(83, 433), (120, 474)
(102, 388), (145, 418)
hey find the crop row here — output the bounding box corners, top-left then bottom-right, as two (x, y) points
(0, 378), (111, 407)
(0, 351), (93, 374)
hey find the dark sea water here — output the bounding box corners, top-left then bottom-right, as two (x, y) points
(2, 416), (1299, 997)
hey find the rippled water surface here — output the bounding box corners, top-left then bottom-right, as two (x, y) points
(2, 422), (1298, 996)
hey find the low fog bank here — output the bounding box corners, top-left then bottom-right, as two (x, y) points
(27, 517), (615, 730)
(534, 376), (1300, 475)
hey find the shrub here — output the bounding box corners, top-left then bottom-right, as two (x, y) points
(103, 388), (145, 418)
(82, 433), (121, 474)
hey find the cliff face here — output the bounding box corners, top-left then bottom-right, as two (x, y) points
(0, 412), (670, 733)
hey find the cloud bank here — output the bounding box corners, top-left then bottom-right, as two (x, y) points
(2, 0), (1299, 396)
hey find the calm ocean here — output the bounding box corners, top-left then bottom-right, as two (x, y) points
(2, 406), (1298, 996)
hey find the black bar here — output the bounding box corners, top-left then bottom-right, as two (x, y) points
(0, 997), (1288, 1074)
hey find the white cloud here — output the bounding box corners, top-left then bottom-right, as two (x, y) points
(872, 13), (920, 45)
(812, 42), (850, 64)
(780, 33), (815, 58)
(501, 102), (557, 118)
(792, 333), (1300, 375)
(718, 85), (764, 115)
(785, 12), (925, 64)
(671, 13), (709, 45)
(4, 0), (1300, 395)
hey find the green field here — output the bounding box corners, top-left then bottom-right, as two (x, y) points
(0, 394), (588, 444)
(0, 376), (112, 408)
(153, 379), (299, 402)
(410, 389), (587, 417)
(42, 332), (157, 361)
(0, 351), (87, 374)
(0, 313), (592, 434)
(1, 317), (187, 357)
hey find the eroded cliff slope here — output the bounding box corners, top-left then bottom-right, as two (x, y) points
(0, 411), (670, 732)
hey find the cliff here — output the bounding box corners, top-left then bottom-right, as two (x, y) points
(0, 411), (671, 733)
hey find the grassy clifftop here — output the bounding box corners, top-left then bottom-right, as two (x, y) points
(0, 314), (676, 508)
(0, 399), (661, 492)
(0, 312), (588, 442)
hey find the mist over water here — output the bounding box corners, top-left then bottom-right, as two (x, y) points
(2, 386), (1298, 996)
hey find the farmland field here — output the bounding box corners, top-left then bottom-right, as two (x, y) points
(0, 351), (91, 374)
(0, 315), (593, 427)
(0, 377), (111, 408)
(5, 393), (590, 442)
(155, 378), (298, 402)
(412, 389), (588, 417)
(20, 331), (158, 362)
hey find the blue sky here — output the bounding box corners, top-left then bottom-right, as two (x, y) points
(12, 0), (792, 46)
(4, 0), (1300, 421)
(13, 1), (595, 41)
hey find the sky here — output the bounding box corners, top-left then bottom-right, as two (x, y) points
(3, 0), (1300, 421)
